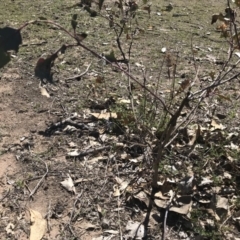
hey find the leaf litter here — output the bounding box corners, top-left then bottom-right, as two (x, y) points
(0, 0), (240, 240)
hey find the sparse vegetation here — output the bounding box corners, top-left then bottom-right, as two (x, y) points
(0, 0), (240, 239)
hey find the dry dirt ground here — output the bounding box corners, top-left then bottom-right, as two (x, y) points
(0, 0), (240, 239)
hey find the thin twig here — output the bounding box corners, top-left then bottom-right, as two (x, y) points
(29, 160), (48, 198)
(69, 191), (83, 223)
(65, 62), (92, 80)
(0, 189), (10, 202)
(69, 146), (111, 158)
(45, 200), (52, 233)
(190, 68), (240, 99)
(162, 191), (175, 240)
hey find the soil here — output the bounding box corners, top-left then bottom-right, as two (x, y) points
(0, 0), (239, 239)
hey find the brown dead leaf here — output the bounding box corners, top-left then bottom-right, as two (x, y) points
(210, 195), (229, 221)
(5, 223), (15, 235)
(170, 195), (192, 215)
(178, 79), (191, 93)
(79, 220), (97, 230)
(155, 191), (171, 200)
(95, 76), (104, 83)
(91, 112), (117, 120)
(188, 124), (201, 146)
(29, 209), (47, 240)
(60, 174), (76, 194)
(39, 85), (50, 98)
(154, 199), (168, 208)
(113, 185), (120, 197)
(126, 221), (145, 239)
(134, 191), (149, 207)
(210, 119), (225, 130)
(113, 177), (129, 197)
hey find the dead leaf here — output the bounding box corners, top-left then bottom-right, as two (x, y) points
(134, 191), (149, 207)
(39, 85), (50, 98)
(178, 176), (194, 194)
(117, 98), (131, 104)
(97, 204), (102, 215)
(95, 76), (104, 83)
(170, 195), (192, 215)
(188, 124), (202, 146)
(113, 185), (120, 197)
(64, 125), (77, 133)
(104, 230), (119, 234)
(68, 141), (77, 148)
(178, 79), (191, 93)
(126, 221), (145, 239)
(75, 177), (93, 184)
(67, 149), (80, 157)
(210, 119), (225, 130)
(88, 156), (107, 164)
(211, 195), (229, 221)
(79, 220), (97, 230)
(154, 199), (168, 208)
(29, 209), (47, 240)
(216, 196), (228, 210)
(155, 191), (171, 200)
(199, 177), (213, 186)
(91, 112), (117, 120)
(60, 174), (76, 194)
(5, 223), (15, 235)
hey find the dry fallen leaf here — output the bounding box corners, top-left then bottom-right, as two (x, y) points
(134, 191), (149, 207)
(67, 149), (80, 157)
(104, 229), (119, 234)
(5, 223), (15, 235)
(199, 177), (213, 186)
(210, 195), (229, 221)
(126, 221), (145, 239)
(113, 177), (129, 197)
(210, 119), (225, 130)
(154, 199), (168, 208)
(170, 195), (192, 215)
(29, 209), (47, 240)
(113, 185), (121, 197)
(79, 220), (97, 230)
(91, 112), (117, 120)
(60, 174), (76, 194)
(39, 85), (50, 98)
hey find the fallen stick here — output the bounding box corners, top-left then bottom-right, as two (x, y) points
(29, 161), (48, 199)
(65, 62), (92, 80)
(68, 146), (111, 158)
